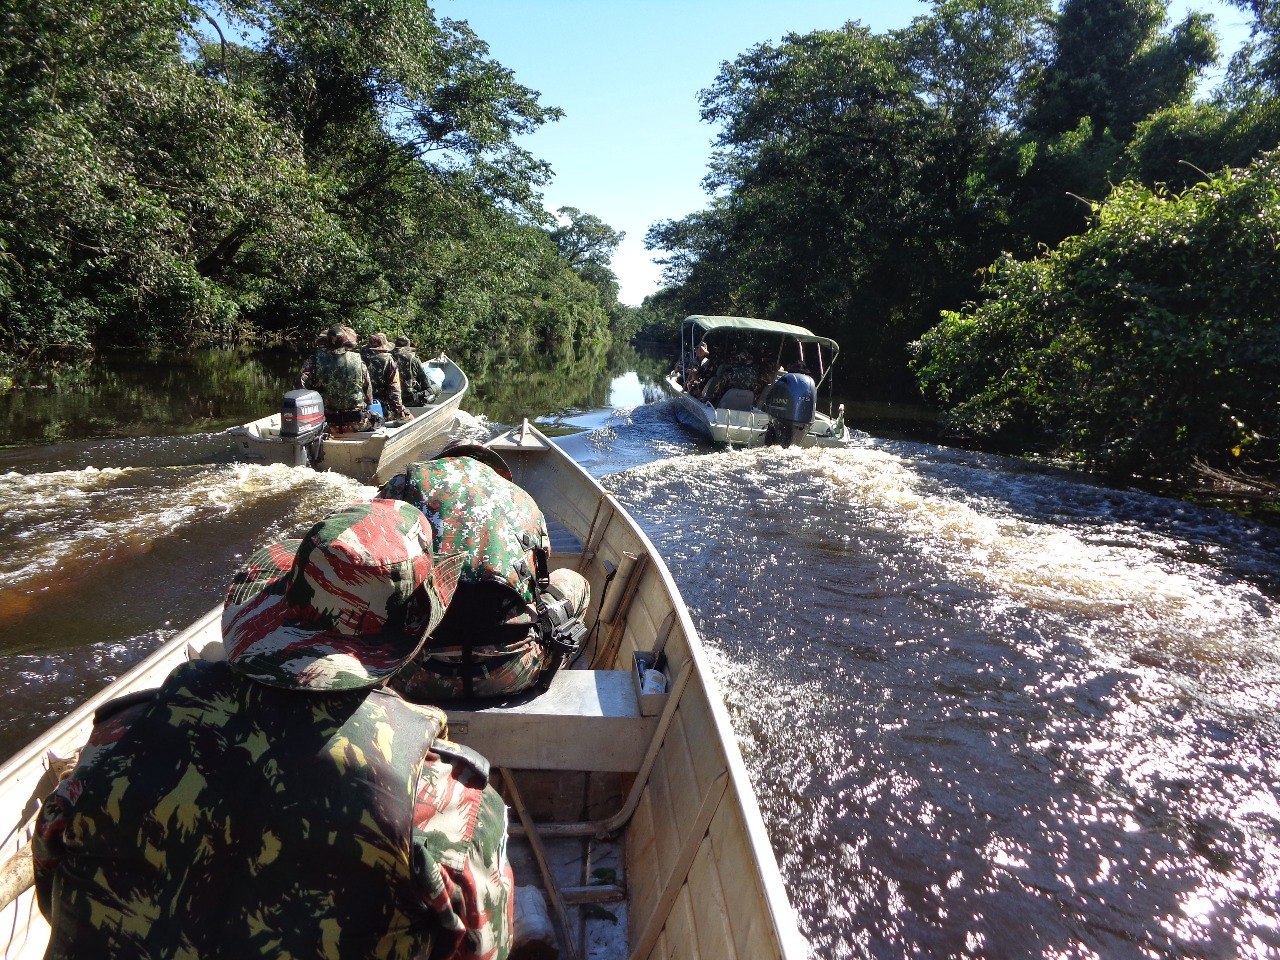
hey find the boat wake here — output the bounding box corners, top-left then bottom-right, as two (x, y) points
(603, 439), (1280, 960)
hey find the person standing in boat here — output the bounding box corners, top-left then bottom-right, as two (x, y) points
(362, 332), (410, 421)
(31, 499), (513, 960)
(393, 335), (435, 406)
(298, 324), (375, 433)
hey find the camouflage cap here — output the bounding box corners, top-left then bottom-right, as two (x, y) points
(366, 332), (392, 352)
(225, 538), (301, 606)
(378, 456), (547, 622)
(395, 335), (411, 348)
(221, 501), (461, 691)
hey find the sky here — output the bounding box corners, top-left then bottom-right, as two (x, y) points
(441, 1), (1255, 306)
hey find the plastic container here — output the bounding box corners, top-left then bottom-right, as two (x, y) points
(641, 668), (668, 695)
(369, 400), (384, 418)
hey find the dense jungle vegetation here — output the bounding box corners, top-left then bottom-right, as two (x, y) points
(636, 0), (1280, 486)
(5, 0), (1280, 489)
(0, 0), (633, 364)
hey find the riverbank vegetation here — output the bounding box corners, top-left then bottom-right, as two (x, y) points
(0, 0), (631, 365)
(639, 0), (1280, 489)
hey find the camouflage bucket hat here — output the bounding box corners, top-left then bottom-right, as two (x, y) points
(395, 335), (411, 348)
(378, 456), (547, 623)
(366, 332), (392, 352)
(221, 500), (462, 691)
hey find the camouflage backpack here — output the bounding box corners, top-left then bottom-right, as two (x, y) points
(377, 446), (587, 700)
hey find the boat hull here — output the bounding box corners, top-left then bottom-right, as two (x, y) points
(228, 356), (468, 484)
(0, 422), (807, 959)
(663, 374), (846, 448)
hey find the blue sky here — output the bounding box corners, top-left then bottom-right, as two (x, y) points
(441, 1), (1254, 305)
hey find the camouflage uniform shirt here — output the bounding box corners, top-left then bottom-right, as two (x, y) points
(394, 347), (431, 406)
(379, 457), (589, 700)
(299, 348), (373, 413)
(363, 349), (406, 419)
(33, 659), (514, 960)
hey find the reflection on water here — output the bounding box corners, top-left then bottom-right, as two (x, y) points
(0, 341), (673, 449)
(1, 382), (1278, 959)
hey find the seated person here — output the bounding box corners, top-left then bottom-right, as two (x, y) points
(298, 324), (374, 433)
(379, 443), (590, 702)
(362, 333), (409, 420)
(681, 341), (712, 394)
(707, 352), (757, 406)
(34, 500), (513, 960)
(394, 335), (436, 406)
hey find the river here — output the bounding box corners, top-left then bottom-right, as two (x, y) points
(1, 349), (1277, 959)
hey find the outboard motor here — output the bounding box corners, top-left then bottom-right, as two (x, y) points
(280, 389), (326, 467)
(762, 373), (816, 447)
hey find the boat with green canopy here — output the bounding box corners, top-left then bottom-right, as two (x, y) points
(662, 315), (846, 447)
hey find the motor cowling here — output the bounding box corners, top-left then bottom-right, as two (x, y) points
(762, 373), (816, 447)
(279, 389), (326, 468)
(281, 389), (326, 444)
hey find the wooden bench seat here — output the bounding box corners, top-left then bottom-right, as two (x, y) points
(444, 670), (657, 772)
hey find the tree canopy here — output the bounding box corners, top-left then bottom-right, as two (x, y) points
(0, 0), (628, 361)
(639, 0), (1280, 484)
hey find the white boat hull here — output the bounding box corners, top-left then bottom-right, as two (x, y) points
(0, 420), (808, 960)
(228, 355), (468, 484)
(663, 374), (846, 448)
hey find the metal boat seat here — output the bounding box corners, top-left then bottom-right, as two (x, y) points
(718, 388), (755, 411)
(444, 670), (657, 772)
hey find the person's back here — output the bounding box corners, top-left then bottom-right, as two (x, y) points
(36, 661), (454, 958)
(34, 501), (513, 960)
(362, 334), (407, 419)
(393, 336), (432, 406)
(300, 325), (373, 432)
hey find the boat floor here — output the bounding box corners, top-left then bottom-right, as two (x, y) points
(508, 833), (629, 959)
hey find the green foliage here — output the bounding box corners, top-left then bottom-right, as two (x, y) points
(1010, 0), (1217, 247)
(646, 2), (1056, 398)
(0, 0), (626, 362)
(913, 151), (1280, 477)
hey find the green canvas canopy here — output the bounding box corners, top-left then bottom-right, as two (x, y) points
(681, 315), (840, 354)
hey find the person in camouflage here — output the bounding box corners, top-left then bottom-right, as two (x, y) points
(394, 335), (435, 406)
(379, 444), (590, 701)
(362, 333), (408, 421)
(32, 500), (514, 960)
(298, 324), (375, 433)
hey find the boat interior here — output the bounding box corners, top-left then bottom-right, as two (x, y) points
(0, 424), (805, 960)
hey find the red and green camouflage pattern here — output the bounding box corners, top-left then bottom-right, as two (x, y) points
(222, 500), (461, 692)
(378, 456), (547, 607)
(393, 567), (589, 700)
(305, 347), (373, 412)
(378, 455), (589, 699)
(33, 658), (514, 960)
(363, 346), (405, 419)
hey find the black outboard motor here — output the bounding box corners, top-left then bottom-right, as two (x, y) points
(280, 389), (326, 467)
(762, 373), (816, 447)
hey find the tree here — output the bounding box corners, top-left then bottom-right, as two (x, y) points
(912, 150), (1280, 478)
(547, 206), (634, 338)
(645, 0), (1053, 398)
(1013, 0), (1217, 246)
(0, 0), (616, 361)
